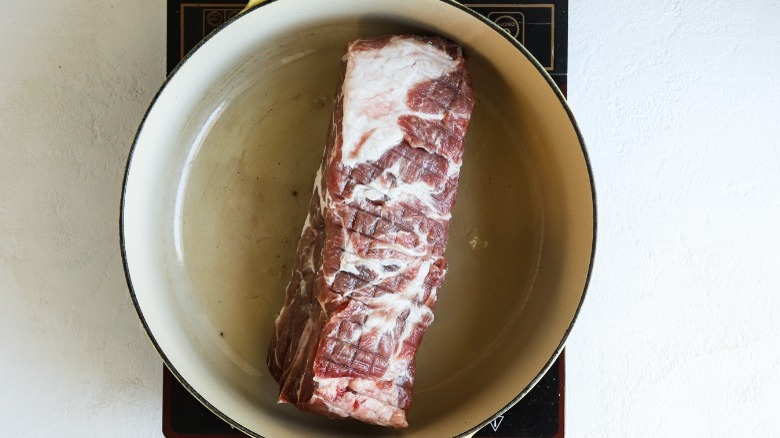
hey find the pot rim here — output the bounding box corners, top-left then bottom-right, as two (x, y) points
(120, 1), (597, 436)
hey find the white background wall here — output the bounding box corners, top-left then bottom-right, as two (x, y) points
(567, 1), (780, 436)
(1, 1), (779, 436)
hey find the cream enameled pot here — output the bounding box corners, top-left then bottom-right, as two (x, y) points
(121, 0), (595, 436)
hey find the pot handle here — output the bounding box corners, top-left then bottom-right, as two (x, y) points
(243, 0), (267, 12)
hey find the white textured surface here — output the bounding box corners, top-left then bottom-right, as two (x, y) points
(0, 0), (779, 436)
(566, 1), (780, 436)
(0, 1), (164, 436)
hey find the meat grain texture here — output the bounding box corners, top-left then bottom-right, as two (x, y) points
(267, 35), (475, 428)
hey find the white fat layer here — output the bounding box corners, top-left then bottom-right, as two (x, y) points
(312, 375), (344, 401)
(314, 165), (329, 220)
(309, 381), (406, 427)
(368, 238), (426, 259)
(313, 166), (323, 218)
(293, 319), (314, 402)
(348, 379), (399, 407)
(341, 37), (459, 167)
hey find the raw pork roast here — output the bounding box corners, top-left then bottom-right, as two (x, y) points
(267, 35), (475, 428)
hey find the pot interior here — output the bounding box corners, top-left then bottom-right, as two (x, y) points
(122, 1), (593, 436)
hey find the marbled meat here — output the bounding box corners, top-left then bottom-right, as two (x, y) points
(267, 35), (475, 428)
